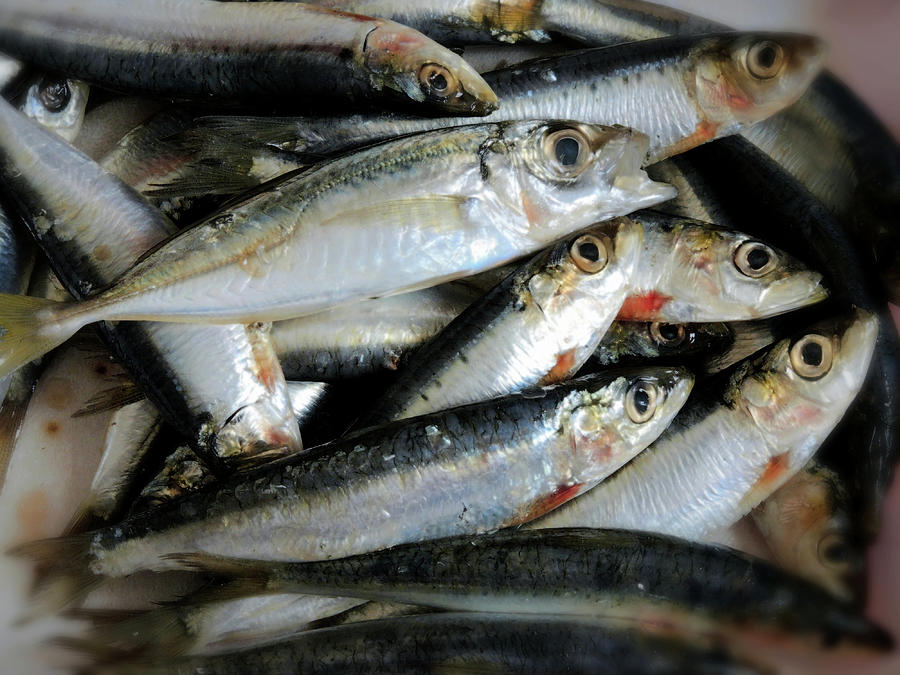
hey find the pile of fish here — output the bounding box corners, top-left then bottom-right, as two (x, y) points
(0, 1), (896, 673)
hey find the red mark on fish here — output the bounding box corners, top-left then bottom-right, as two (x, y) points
(618, 291), (673, 320)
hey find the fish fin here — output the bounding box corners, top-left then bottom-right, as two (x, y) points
(0, 369), (35, 493)
(58, 606), (193, 658)
(163, 553), (273, 597)
(0, 294), (79, 378)
(188, 116), (323, 154)
(72, 382), (145, 418)
(703, 320), (777, 374)
(319, 196), (469, 233)
(64, 607), (148, 625)
(7, 533), (102, 619)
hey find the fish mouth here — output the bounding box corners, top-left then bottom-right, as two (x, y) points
(604, 129), (678, 209)
(756, 271), (829, 317)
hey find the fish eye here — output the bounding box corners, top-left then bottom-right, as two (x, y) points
(734, 241), (777, 278)
(542, 128), (590, 176)
(38, 77), (70, 113)
(569, 234), (608, 273)
(818, 532), (851, 568)
(625, 380), (659, 423)
(650, 322), (685, 347)
(789, 334), (834, 379)
(746, 40), (785, 79)
(419, 63), (458, 98)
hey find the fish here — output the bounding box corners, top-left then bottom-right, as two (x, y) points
(18, 75), (90, 143)
(587, 319), (778, 376)
(0, 120), (673, 378)
(87, 613), (758, 675)
(752, 460), (865, 603)
(0, 94), (303, 473)
(168, 528), (892, 654)
(0, 0), (498, 114)
(533, 309), (879, 541)
(9, 367), (693, 612)
(272, 283), (481, 381)
(73, 97), (164, 161)
(649, 137), (900, 539)
(189, 32), (824, 168)
(362, 217), (643, 424)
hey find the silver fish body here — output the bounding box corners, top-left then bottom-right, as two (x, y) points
(0, 95), (302, 470)
(534, 310), (879, 540)
(0, 0), (497, 114)
(12, 368), (692, 593)
(363, 217), (643, 423)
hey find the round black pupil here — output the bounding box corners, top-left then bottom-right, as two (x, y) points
(39, 79), (70, 112)
(757, 45), (777, 69)
(658, 324), (680, 342)
(428, 71), (448, 91)
(577, 241), (600, 263)
(747, 247), (770, 270)
(824, 541), (849, 563)
(801, 341), (823, 366)
(555, 137), (580, 166)
(633, 388), (651, 415)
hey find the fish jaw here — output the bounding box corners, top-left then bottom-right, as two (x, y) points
(754, 269), (829, 318)
(363, 21), (498, 114)
(694, 33), (826, 129)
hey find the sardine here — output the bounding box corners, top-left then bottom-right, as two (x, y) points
(533, 310), (878, 540)
(169, 528), (891, 653)
(752, 460), (865, 603)
(0, 94), (303, 472)
(73, 97), (164, 161)
(18, 75), (90, 143)
(10, 368), (693, 611)
(588, 319), (778, 375)
(0, 121), (672, 377)
(362, 217), (643, 423)
(91, 613), (758, 675)
(0, 0), (497, 114)
(191, 32), (824, 167)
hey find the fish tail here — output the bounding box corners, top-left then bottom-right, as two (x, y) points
(164, 552), (274, 598)
(62, 499), (102, 536)
(7, 532), (101, 619)
(0, 294), (88, 378)
(57, 606), (194, 659)
(0, 368), (36, 494)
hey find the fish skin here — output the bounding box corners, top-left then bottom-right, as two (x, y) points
(0, 120), (672, 381)
(272, 283), (482, 381)
(93, 613), (759, 675)
(190, 32), (824, 167)
(0, 95), (302, 472)
(752, 460), (866, 604)
(534, 310), (879, 541)
(0, 0), (497, 114)
(362, 217), (643, 424)
(649, 137), (900, 539)
(10, 368), (692, 597)
(174, 528), (891, 653)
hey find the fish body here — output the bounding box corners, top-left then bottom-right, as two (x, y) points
(0, 0), (497, 113)
(0, 120), (672, 378)
(364, 217), (643, 423)
(0, 95), (302, 470)
(12, 368), (692, 596)
(193, 32), (824, 166)
(534, 310), (878, 540)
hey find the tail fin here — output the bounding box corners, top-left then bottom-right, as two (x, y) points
(0, 294), (79, 378)
(72, 382), (145, 418)
(57, 606), (194, 659)
(0, 364), (37, 493)
(163, 553), (273, 600)
(7, 532), (101, 619)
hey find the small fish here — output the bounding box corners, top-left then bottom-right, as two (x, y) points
(362, 217), (643, 423)
(168, 528), (892, 655)
(752, 460), (865, 603)
(0, 0), (497, 114)
(73, 97), (164, 161)
(190, 32), (824, 167)
(88, 613), (758, 675)
(0, 121), (672, 378)
(19, 75), (90, 142)
(9, 367), (692, 612)
(588, 319), (778, 376)
(534, 309), (878, 541)
(616, 212), (828, 322)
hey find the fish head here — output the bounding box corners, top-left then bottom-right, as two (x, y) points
(562, 366), (693, 484)
(362, 22), (498, 114)
(213, 396), (304, 470)
(756, 463), (863, 602)
(20, 76), (90, 142)
(732, 309), (878, 494)
(660, 218), (828, 320)
(495, 121), (674, 241)
(693, 33), (825, 128)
